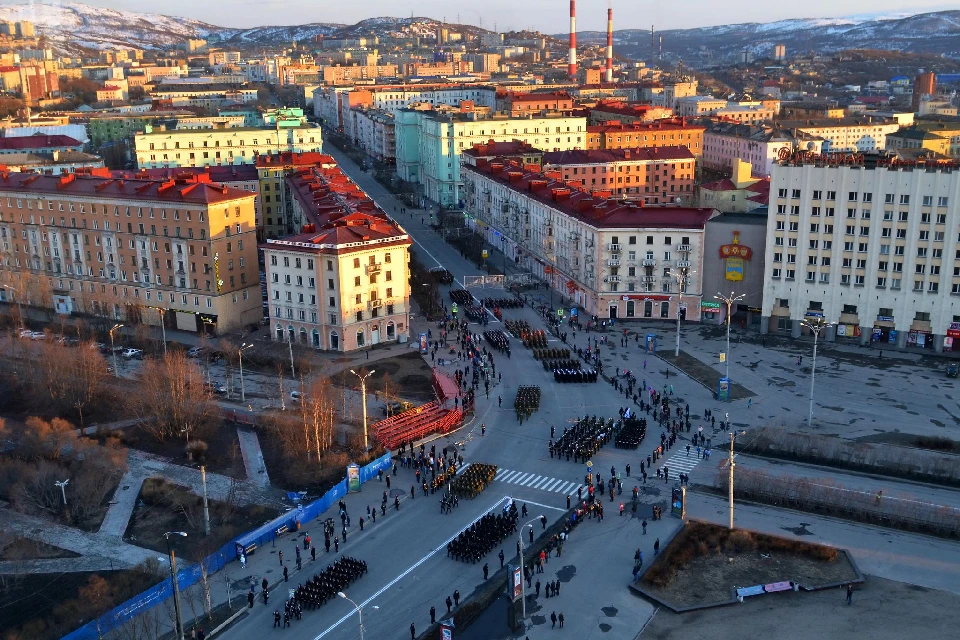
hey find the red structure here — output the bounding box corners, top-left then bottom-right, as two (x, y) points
(370, 369), (465, 450)
(568, 0), (578, 79)
(605, 7), (614, 83)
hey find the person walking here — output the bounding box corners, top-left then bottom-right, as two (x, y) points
(846, 584), (854, 605)
(559, 612), (565, 628)
(654, 538), (660, 556)
(499, 549), (505, 568)
(446, 595), (453, 613)
(551, 611), (558, 628)
(535, 580), (541, 597)
(454, 590), (460, 606)
(278, 550), (283, 566)
(483, 563), (489, 579)
(410, 623), (416, 639)
(430, 606), (436, 623)
(248, 590), (255, 609)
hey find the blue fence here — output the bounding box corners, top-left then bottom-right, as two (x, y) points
(62, 452), (393, 640)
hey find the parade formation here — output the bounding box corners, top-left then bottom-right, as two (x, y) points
(450, 462), (498, 499)
(447, 503), (519, 563)
(292, 557), (368, 611)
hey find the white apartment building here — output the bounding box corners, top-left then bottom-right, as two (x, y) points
(761, 157), (960, 352)
(703, 121), (824, 177)
(345, 108), (396, 164)
(135, 125), (323, 169)
(396, 110), (589, 207)
(675, 96), (728, 117)
(462, 160), (717, 320)
(776, 118), (901, 153)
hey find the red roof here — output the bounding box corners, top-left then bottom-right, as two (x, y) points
(255, 151), (336, 168)
(542, 147), (694, 165)
(0, 171), (255, 205)
(111, 164), (259, 183)
(462, 140), (540, 158)
(587, 118), (704, 134)
(264, 211), (410, 255)
(465, 158), (716, 230)
(0, 135), (83, 150)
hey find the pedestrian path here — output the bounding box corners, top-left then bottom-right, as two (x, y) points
(493, 468), (583, 496)
(659, 448), (709, 476)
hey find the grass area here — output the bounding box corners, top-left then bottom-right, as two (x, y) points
(124, 477), (279, 562)
(0, 536), (79, 561)
(331, 352), (436, 402)
(106, 420), (246, 479)
(640, 521), (856, 609)
(656, 350), (756, 399)
(0, 568), (160, 640)
(858, 431), (960, 454)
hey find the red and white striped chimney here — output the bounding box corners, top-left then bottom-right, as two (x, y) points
(568, 0), (578, 79)
(605, 6), (614, 83)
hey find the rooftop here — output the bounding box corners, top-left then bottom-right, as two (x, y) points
(587, 118), (705, 134)
(255, 152), (337, 168)
(0, 151), (103, 166)
(461, 140), (542, 158)
(703, 120), (823, 143)
(111, 164), (258, 182)
(888, 127), (948, 141)
(464, 158), (716, 230)
(542, 147), (695, 164)
(0, 135), (83, 150)
(286, 163), (387, 230)
(0, 171), (256, 205)
(773, 116), (896, 129)
(266, 212), (410, 253)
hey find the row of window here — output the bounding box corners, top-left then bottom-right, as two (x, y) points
(273, 305), (396, 323)
(778, 188), (949, 207)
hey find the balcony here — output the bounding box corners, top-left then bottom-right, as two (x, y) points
(676, 260), (691, 268)
(606, 259), (621, 267)
(366, 263), (382, 275)
(642, 276), (656, 283)
(641, 259), (656, 266)
(677, 244), (691, 252)
(608, 243), (622, 252)
(603, 275), (621, 283)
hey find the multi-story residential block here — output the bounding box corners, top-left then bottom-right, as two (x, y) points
(149, 85), (259, 111)
(885, 127), (950, 156)
(461, 159), (717, 320)
(494, 92), (575, 116)
(542, 147), (696, 204)
(0, 135), (84, 156)
(344, 108), (396, 165)
(913, 115), (960, 157)
(321, 64), (400, 86)
(313, 84), (497, 130)
(135, 124), (323, 169)
(697, 160), (770, 213)
(460, 140), (545, 169)
(761, 154), (960, 352)
(0, 171), (261, 333)
(702, 121), (824, 177)
(395, 109), (589, 207)
(0, 151), (104, 175)
(773, 117), (900, 153)
(263, 166), (412, 351)
(585, 119), (705, 156)
(674, 96), (728, 117)
(588, 101), (674, 125)
(88, 111), (192, 147)
(256, 152), (338, 239)
(712, 104), (777, 124)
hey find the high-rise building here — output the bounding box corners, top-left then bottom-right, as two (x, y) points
(912, 72), (937, 112)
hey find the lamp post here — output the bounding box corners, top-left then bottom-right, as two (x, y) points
(673, 269), (696, 357)
(0, 283), (23, 330)
(800, 317), (834, 428)
(287, 331), (296, 379)
(337, 591), (378, 640)
(238, 343), (253, 402)
(350, 369), (376, 451)
(163, 531), (188, 640)
(200, 465), (210, 536)
(518, 515), (543, 620)
(726, 428), (746, 530)
(157, 307), (167, 355)
(54, 478), (69, 506)
(715, 292), (746, 384)
(109, 323), (124, 378)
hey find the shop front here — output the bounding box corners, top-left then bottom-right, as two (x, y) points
(835, 312), (861, 342)
(702, 300), (721, 324)
(946, 323), (960, 352)
(871, 315), (896, 344)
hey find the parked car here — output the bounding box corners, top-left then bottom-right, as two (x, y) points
(204, 381), (227, 395)
(290, 390), (303, 403)
(382, 400), (415, 416)
(187, 346), (206, 358)
(122, 348), (143, 359)
(17, 328), (33, 339)
(29, 331), (46, 340)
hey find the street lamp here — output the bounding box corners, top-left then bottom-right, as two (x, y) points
(164, 531), (188, 640)
(715, 292), (746, 385)
(0, 284), (23, 330)
(109, 324), (124, 378)
(337, 591), (378, 640)
(800, 317), (834, 428)
(350, 369), (376, 451)
(157, 307), (167, 355)
(54, 478), (69, 506)
(518, 515), (543, 620)
(725, 429), (746, 530)
(673, 269), (696, 357)
(238, 343), (253, 402)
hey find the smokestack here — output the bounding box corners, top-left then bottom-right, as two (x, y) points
(605, 6), (614, 83)
(659, 34), (663, 62)
(568, 0), (577, 79)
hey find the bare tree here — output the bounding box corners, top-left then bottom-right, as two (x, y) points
(134, 352), (215, 443)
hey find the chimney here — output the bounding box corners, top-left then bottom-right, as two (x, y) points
(568, 0), (578, 79)
(605, 6), (614, 83)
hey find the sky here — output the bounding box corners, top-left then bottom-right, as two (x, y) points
(9, 0), (960, 32)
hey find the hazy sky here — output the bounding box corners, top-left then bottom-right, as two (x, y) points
(14, 0), (960, 32)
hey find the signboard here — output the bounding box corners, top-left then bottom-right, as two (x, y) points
(717, 377), (731, 402)
(511, 565), (523, 601)
(440, 624), (454, 640)
(419, 333), (429, 354)
(570, 308), (578, 317)
(719, 352), (726, 363)
(451, 303), (459, 315)
(948, 322), (960, 338)
(645, 334), (657, 353)
(877, 316), (895, 322)
(557, 309), (564, 317)
(347, 463), (360, 492)
(482, 250), (489, 259)
(719, 231), (753, 282)
(701, 301), (721, 310)
(725, 257), (744, 281)
(671, 485), (686, 519)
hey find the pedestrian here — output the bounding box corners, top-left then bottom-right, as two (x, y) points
(410, 623), (416, 639)
(278, 550), (283, 565)
(240, 551), (246, 569)
(499, 549), (505, 568)
(446, 595), (453, 612)
(541, 514), (547, 529)
(483, 563), (489, 579)
(311, 546), (316, 561)
(498, 395), (502, 407)
(283, 566), (288, 582)
(846, 584), (854, 605)
(686, 444), (691, 457)
(262, 577), (268, 592)
(360, 517), (364, 531)
(430, 606), (436, 623)
(559, 612), (565, 628)
(654, 538), (660, 556)
(454, 589), (460, 606)
(551, 611), (557, 628)
(535, 580), (541, 597)
(248, 590), (255, 608)
(274, 610), (281, 628)
(197, 630), (205, 640)
(283, 612), (290, 628)
(566, 495), (571, 509)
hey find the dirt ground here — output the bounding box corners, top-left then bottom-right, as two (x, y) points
(644, 546), (858, 608)
(640, 575), (960, 640)
(0, 536), (79, 561)
(656, 350), (755, 400)
(107, 421), (246, 479)
(331, 352), (436, 402)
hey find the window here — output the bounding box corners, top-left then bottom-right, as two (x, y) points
(848, 192), (858, 202)
(899, 212), (908, 222)
(855, 275), (865, 286)
(923, 196), (933, 207)
(900, 195), (910, 205)
(877, 277), (887, 288)
(939, 197), (949, 207)
(813, 190), (822, 200)
(827, 191), (836, 200)
(810, 223), (819, 233)
(791, 189), (801, 199)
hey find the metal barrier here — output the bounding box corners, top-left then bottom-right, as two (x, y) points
(62, 452), (393, 640)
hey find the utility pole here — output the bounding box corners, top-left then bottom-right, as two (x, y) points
(715, 292), (745, 386)
(239, 343), (253, 402)
(726, 427), (746, 530)
(55, 479), (69, 506)
(109, 323), (124, 378)
(350, 369), (376, 451)
(673, 269), (696, 357)
(518, 516), (541, 620)
(288, 333), (296, 379)
(200, 465), (211, 536)
(164, 532), (188, 640)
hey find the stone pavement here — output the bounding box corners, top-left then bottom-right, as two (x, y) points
(237, 427), (270, 489)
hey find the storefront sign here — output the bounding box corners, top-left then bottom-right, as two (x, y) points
(419, 333), (429, 354)
(877, 316), (895, 322)
(701, 301), (721, 310)
(948, 322), (960, 338)
(804, 312), (824, 318)
(511, 566), (523, 601)
(719, 231), (753, 282)
(717, 377), (731, 402)
(836, 324), (846, 337)
(346, 464), (360, 492)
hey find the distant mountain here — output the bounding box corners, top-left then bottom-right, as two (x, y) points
(566, 11), (960, 63)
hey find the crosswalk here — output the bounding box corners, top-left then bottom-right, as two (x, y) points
(494, 468), (584, 496)
(659, 448), (707, 476)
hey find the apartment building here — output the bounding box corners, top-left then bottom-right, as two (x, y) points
(88, 111), (192, 147)
(913, 115), (960, 157)
(135, 124), (323, 169)
(395, 109), (589, 207)
(774, 117), (900, 153)
(263, 167), (412, 351)
(702, 121), (824, 177)
(542, 147), (696, 204)
(588, 102), (674, 126)
(256, 152), (338, 239)
(461, 159), (717, 319)
(761, 155), (960, 352)
(313, 84), (497, 130)
(885, 127), (950, 156)
(495, 92), (575, 116)
(461, 140), (545, 169)
(585, 119), (705, 156)
(321, 64), (399, 86)
(0, 171), (261, 333)
(674, 96), (728, 117)
(344, 108), (396, 164)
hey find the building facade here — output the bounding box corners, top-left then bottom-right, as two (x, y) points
(775, 118), (900, 153)
(256, 152), (339, 240)
(585, 119), (705, 156)
(135, 124), (323, 169)
(761, 156), (960, 352)
(702, 121), (825, 178)
(0, 171), (261, 333)
(462, 159), (717, 320)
